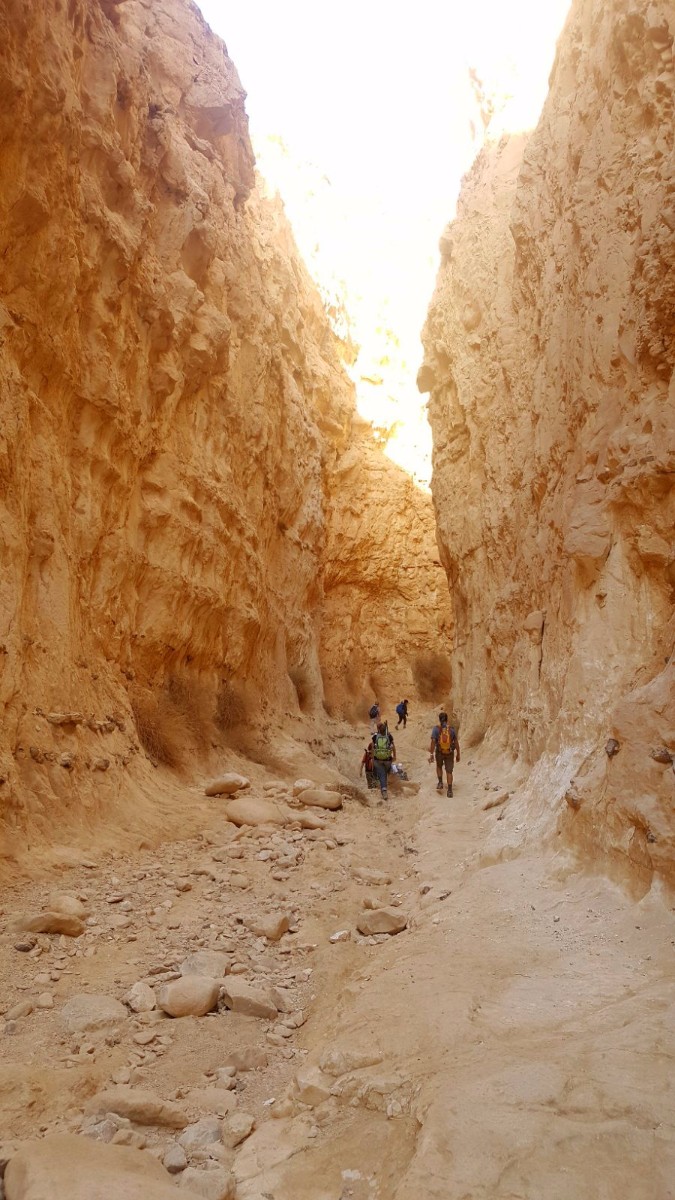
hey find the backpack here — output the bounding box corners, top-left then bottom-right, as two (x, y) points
(369, 704), (379, 719)
(373, 732), (392, 760)
(395, 702), (405, 717)
(438, 724), (455, 754)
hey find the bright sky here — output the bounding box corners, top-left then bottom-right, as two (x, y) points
(196, 0), (571, 484)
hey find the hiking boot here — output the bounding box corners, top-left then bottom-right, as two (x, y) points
(382, 790), (388, 801)
(447, 784), (453, 798)
(436, 780), (443, 793)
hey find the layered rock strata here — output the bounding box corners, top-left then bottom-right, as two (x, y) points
(0, 0), (444, 859)
(420, 0), (674, 888)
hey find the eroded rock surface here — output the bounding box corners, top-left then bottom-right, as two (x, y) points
(421, 0), (675, 888)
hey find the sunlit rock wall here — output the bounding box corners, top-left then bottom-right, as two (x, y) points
(421, 0), (674, 889)
(0, 0), (444, 854)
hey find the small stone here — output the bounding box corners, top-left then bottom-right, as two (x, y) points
(329, 930), (350, 943)
(47, 894), (89, 919)
(351, 867), (391, 887)
(650, 747), (673, 764)
(157, 976), (220, 1018)
(221, 1111), (255, 1148)
(110, 1129), (146, 1149)
(163, 1143), (188, 1174)
(35, 992), (54, 1009)
(356, 908), (407, 936)
(292, 779), (315, 795)
(13, 940), (36, 953)
(85, 1086), (189, 1128)
(605, 738), (620, 757)
(243, 913), (291, 941)
(294, 1066), (333, 1106)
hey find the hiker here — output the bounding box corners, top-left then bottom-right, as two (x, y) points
(395, 698), (409, 729)
(368, 700), (380, 734)
(370, 721), (396, 800)
(359, 745), (376, 790)
(429, 711), (460, 797)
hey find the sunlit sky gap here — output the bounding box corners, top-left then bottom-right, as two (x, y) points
(196, 0), (571, 484)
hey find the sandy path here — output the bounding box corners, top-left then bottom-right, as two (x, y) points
(0, 720), (673, 1199)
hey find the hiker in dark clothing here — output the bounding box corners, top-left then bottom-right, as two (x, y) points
(395, 698), (409, 729)
(429, 711), (460, 797)
(368, 701), (380, 735)
(359, 745), (376, 789)
(370, 722), (396, 800)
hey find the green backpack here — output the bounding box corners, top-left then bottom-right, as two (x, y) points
(373, 733), (392, 761)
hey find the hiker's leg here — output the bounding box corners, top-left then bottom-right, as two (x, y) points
(373, 760), (387, 796)
(435, 751), (443, 790)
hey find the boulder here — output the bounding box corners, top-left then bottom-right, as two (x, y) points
(157, 976), (221, 1018)
(356, 908), (407, 936)
(178, 1118), (223, 1150)
(178, 1167), (236, 1200)
(47, 893), (89, 919)
(243, 912), (291, 941)
(205, 774), (250, 797)
(124, 982), (156, 1013)
(221, 978), (279, 1020)
(162, 1143), (187, 1174)
(61, 994), (128, 1035)
(16, 912), (84, 937)
(4, 1134), (195, 1200)
(319, 1046), (384, 1076)
(85, 1087), (189, 1129)
(179, 951), (230, 978)
(224, 797), (287, 827)
(221, 1111), (255, 1148)
(295, 787), (342, 811)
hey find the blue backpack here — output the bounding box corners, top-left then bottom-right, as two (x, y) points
(369, 704), (379, 719)
(396, 702), (405, 717)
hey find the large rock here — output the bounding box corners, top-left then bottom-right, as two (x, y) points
(16, 912), (84, 937)
(178, 1118), (223, 1150)
(157, 976), (221, 1018)
(179, 951), (230, 978)
(295, 787), (342, 811)
(85, 1087), (189, 1129)
(293, 1066), (333, 1106)
(356, 908), (407, 936)
(205, 774), (250, 797)
(220, 978), (280, 1020)
(61, 994), (128, 1035)
(4, 1134), (197, 1200)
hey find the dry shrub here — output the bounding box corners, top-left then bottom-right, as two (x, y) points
(412, 653), (453, 702)
(214, 679), (248, 731)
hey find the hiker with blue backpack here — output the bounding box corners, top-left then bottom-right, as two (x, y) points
(395, 698), (409, 729)
(368, 701), (380, 734)
(429, 711), (460, 797)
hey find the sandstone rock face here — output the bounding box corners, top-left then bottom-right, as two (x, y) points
(421, 0), (675, 888)
(0, 0), (444, 860)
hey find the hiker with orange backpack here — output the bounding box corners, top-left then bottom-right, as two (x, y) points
(429, 711), (460, 797)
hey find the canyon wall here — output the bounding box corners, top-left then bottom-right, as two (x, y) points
(0, 0), (444, 864)
(420, 0), (674, 889)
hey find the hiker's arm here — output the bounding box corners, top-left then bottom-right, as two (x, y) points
(428, 735), (435, 762)
(455, 735), (461, 762)
(390, 741), (396, 758)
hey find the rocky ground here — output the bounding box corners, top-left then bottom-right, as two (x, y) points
(1, 715), (673, 1199)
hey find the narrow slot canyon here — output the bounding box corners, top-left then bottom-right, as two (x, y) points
(0, 1), (673, 1198)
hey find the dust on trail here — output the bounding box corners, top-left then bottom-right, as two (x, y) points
(1, 716), (673, 1199)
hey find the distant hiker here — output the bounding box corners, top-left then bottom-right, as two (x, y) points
(395, 698), (409, 729)
(429, 711), (460, 797)
(368, 700), (380, 734)
(370, 721), (396, 800)
(359, 745), (376, 790)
